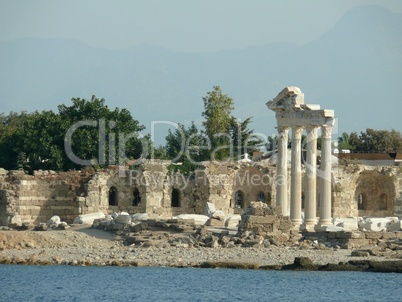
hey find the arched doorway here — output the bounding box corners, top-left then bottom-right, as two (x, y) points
(133, 188), (141, 206)
(108, 187), (117, 206)
(235, 190), (244, 208)
(171, 189), (180, 207)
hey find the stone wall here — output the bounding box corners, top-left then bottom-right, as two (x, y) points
(0, 161), (401, 227)
(0, 169), (92, 226)
(331, 165), (401, 218)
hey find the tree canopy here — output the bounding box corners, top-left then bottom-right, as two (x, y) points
(164, 86), (263, 168)
(337, 129), (402, 153)
(0, 96), (147, 173)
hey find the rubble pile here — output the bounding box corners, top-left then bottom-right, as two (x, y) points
(34, 215), (70, 231)
(334, 216), (402, 232)
(238, 202), (292, 237)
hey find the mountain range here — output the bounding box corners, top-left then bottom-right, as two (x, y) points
(0, 5), (401, 145)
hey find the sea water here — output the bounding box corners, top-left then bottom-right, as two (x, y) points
(1, 265), (401, 301)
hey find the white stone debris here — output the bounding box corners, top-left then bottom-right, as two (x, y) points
(333, 217), (359, 231)
(321, 225), (344, 232)
(114, 214), (131, 224)
(131, 213), (149, 221)
(358, 217), (399, 232)
(173, 214), (210, 225)
(47, 215), (61, 228)
(73, 212), (106, 225)
(205, 202), (216, 216)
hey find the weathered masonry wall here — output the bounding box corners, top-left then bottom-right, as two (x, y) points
(0, 162), (401, 227)
(0, 169), (92, 226)
(332, 165), (402, 218)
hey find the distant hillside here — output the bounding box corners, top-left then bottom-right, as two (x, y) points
(0, 5), (401, 144)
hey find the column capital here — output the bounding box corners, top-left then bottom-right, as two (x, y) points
(321, 125), (333, 139)
(306, 125), (319, 134)
(276, 126), (289, 139)
(276, 126), (289, 132)
(291, 126), (303, 138)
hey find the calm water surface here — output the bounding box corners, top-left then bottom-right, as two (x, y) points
(1, 265), (401, 301)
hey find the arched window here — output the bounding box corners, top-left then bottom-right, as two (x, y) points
(133, 188), (141, 206)
(257, 191), (265, 203)
(108, 187), (117, 206)
(235, 190), (244, 208)
(358, 193), (367, 210)
(379, 194), (387, 211)
(171, 189), (180, 207)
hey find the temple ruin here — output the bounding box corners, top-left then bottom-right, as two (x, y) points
(267, 86), (335, 229)
(0, 87), (402, 229)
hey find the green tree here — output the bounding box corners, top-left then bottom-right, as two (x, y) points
(165, 122), (206, 173)
(202, 86), (234, 160)
(0, 96), (147, 172)
(337, 132), (352, 150)
(0, 112), (29, 170)
(358, 129), (402, 153)
(343, 129), (402, 153)
(59, 95), (147, 169)
(231, 117), (263, 159)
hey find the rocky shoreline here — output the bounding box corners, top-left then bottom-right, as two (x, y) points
(1, 225), (402, 272)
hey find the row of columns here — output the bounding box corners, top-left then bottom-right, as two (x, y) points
(276, 125), (333, 228)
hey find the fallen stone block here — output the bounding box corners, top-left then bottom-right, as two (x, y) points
(224, 215), (241, 228)
(173, 214), (209, 225)
(131, 213), (148, 221)
(115, 214), (131, 224)
(359, 218), (397, 232)
(334, 217), (358, 231)
(205, 202), (216, 216)
(323, 226), (344, 232)
(73, 212), (105, 225)
(206, 218), (225, 227)
(211, 210), (225, 221)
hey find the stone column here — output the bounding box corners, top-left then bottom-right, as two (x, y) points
(318, 124), (333, 227)
(276, 126), (289, 215)
(290, 126), (303, 225)
(303, 126), (318, 228)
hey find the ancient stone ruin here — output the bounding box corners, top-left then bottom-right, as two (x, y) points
(267, 86), (335, 230)
(238, 202), (292, 237)
(0, 87), (402, 237)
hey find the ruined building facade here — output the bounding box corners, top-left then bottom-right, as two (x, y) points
(0, 160), (401, 227)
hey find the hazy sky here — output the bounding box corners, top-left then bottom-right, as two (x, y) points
(1, 0), (401, 52)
